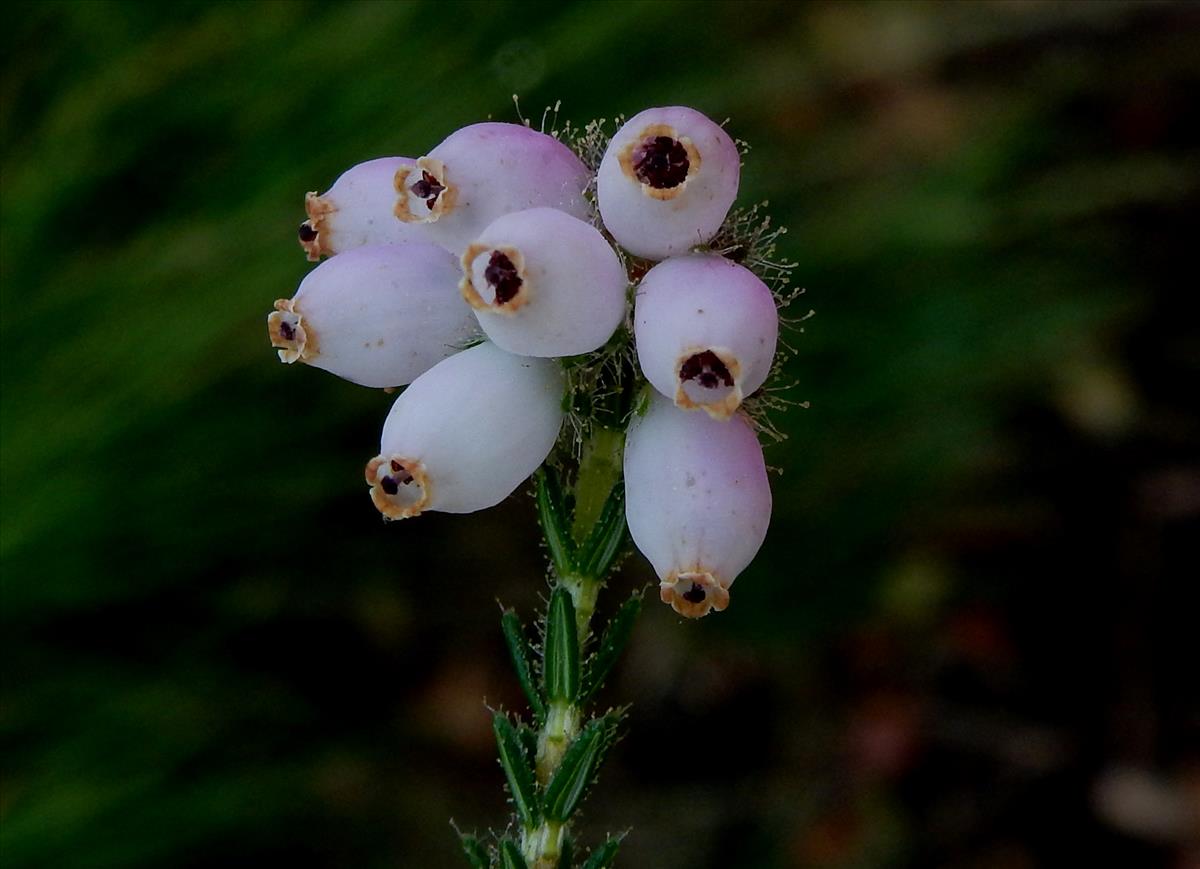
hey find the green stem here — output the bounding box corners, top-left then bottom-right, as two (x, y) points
(570, 426), (624, 543)
(521, 426), (625, 868)
(534, 700), (580, 785)
(525, 688), (583, 865)
(564, 425), (625, 638)
(561, 574), (601, 641)
(522, 820), (564, 869)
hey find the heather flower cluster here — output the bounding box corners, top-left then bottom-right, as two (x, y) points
(268, 105), (785, 619)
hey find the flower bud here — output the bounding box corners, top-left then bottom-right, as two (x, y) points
(299, 157), (430, 260)
(394, 123), (592, 255)
(596, 106), (740, 261)
(634, 253), (777, 420)
(365, 342), (564, 519)
(267, 243), (476, 388)
(460, 207), (627, 357)
(624, 393), (771, 618)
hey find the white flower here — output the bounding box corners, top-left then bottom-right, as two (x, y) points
(299, 157), (430, 260)
(394, 122), (593, 255)
(624, 392), (772, 618)
(268, 242), (475, 388)
(461, 207), (627, 357)
(274, 107), (789, 616)
(597, 106), (740, 261)
(634, 252), (777, 419)
(365, 342), (564, 520)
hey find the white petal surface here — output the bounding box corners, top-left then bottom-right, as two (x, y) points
(301, 157), (429, 259)
(624, 393), (771, 616)
(597, 106), (740, 261)
(372, 342), (564, 516)
(462, 207), (628, 357)
(634, 253), (778, 419)
(272, 243), (475, 388)
(396, 123), (592, 256)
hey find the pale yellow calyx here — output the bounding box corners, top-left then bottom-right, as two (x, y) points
(618, 123), (702, 202)
(460, 243), (531, 314)
(267, 298), (316, 363)
(365, 454), (430, 520)
(660, 570), (730, 619)
(674, 346), (743, 420)
(299, 192), (335, 261)
(394, 157), (455, 224)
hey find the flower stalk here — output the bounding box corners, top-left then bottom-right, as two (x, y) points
(475, 426), (636, 869)
(562, 424), (625, 638)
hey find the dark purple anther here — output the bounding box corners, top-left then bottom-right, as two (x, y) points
(388, 460), (414, 485)
(484, 251), (523, 305)
(410, 171), (446, 210)
(633, 135), (689, 189)
(682, 582), (707, 604)
(279, 320), (296, 341)
(679, 350), (733, 389)
(298, 222), (318, 243)
(380, 476), (400, 495)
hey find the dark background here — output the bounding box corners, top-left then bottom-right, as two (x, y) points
(2, 1), (1198, 867)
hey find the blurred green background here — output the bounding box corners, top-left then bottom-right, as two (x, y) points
(3, 1), (1198, 866)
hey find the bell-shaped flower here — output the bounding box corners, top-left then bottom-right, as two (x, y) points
(597, 106), (740, 261)
(365, 342), (564, 520)
(394, 123), (592, 255)
(634, 253), (777, 420)
(268, 242), (475, 388)
(624, 392), (771, 618)
(461, 207), (628, 357)
(299, 157), (430, 260)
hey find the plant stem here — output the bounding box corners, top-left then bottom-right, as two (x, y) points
(525, 699), (577, 865)
(521, 425), (625, 868)
(570, 426), (624, 543)
(522, 821), (564, 869)
(535, 700), (580, 785)
(560, 574), (601, 642)
(563, 424), (624, 639)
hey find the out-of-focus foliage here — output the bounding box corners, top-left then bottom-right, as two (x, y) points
(2, 2), (1197, 867)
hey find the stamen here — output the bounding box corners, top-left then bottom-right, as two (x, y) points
(660, 571), (730, 618)
(267, 300), (309, 363)
(633, 135), (690, 189)
(389, 459), (414, 485)
(484, 251), (522, 305)
(298, 222), (318, 243)
(679, 350), (734, 389)
(410, 170), (446, 210)
(365, 454), (429, 520)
